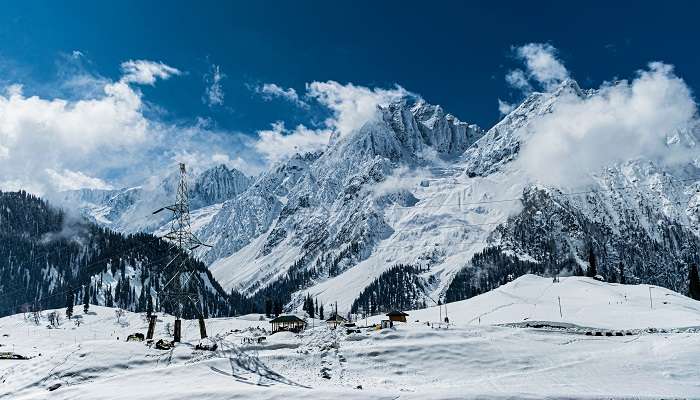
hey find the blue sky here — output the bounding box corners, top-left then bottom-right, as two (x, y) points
(0, 1), (698, 193)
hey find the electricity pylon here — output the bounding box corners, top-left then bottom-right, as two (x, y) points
(153, 163), (212, 342)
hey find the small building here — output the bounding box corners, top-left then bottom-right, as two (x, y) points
(325, 313), (347, 329)
(386, 310), (409, 323)
(270, 315), (306, 334)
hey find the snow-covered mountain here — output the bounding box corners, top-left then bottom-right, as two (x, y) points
(54, 164), (251, 233)
(57, 81), (700, 314)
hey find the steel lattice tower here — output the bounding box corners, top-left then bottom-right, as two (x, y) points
(153, 163), (211, 342)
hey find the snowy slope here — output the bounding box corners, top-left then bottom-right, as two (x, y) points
(376, 274), (700, 329)
(2, 276), (700, 399)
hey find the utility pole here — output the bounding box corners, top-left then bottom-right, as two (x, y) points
(443, 298), (448, 323)
(153, 163), (212, 343)
(649, 287), (653, 310)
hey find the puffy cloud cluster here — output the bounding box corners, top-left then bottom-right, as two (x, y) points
(0, 78), (152, 193)
(518, 62), (698, 186)
(0, 59), (260, 194)
(306, 80), (409, 138)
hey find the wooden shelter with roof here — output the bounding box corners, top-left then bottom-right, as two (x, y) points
(386, 310), (409, 323)
(325, 313), (347, 329)
(269, 315), (306, 334)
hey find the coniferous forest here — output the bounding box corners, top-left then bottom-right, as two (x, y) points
(0, 190), (250, 318)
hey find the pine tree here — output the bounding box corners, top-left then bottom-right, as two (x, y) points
(308, 295), (315, 319)
(146, 293), (153, 318)
(586, 248), (597, 278)
(83, 286), (90, 314)
(265, 298), (272, 317)
(688, 264), (700, 301)
(66, 289), (74, 319)
(319, 304), (324, 320)
(273, 300), (282, 316)
(619, 262), (626, 284)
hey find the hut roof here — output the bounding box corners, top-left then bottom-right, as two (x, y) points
(386, 310), (409, 317)
(269, 315), (305, 323)
(326, 314), (347, 322)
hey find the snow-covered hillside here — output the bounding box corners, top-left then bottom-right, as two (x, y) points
(2, 275), (699, 399)
(55, 80), (700, 315)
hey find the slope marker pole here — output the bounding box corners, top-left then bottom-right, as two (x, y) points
(558, 296), (562, 318)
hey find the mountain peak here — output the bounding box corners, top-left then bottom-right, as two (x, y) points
(550, 78), (584, 99)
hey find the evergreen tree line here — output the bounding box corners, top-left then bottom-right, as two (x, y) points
(445, 246), (545, 303)
(0, 191), (243, 318)
(350, 264), (430, 314)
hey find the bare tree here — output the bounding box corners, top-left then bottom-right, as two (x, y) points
(47, 311), (61, 327)
(115, 308), (125, 324)
(21, 303), (31, 321)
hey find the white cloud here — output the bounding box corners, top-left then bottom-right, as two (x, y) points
(518, 62), (698, 186)
(203, 64), (225, 106)
(498, 99), (516, 116)
(500, 43), (570, 115)
(256, 83), (308, 108)
(45, 169), (113, 191)
(254, 121), (330, 163)
(0, 58), (260, 194)
(120, 60), (181, 86)
(514, 43), (570, 91)
(306, 81), (410, 139)
(505, 69), (532, 92)
(0, 79), (151, 193)
(504, 43), (570, 97)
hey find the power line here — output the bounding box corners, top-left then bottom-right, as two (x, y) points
(376, 176), (700, 248)
(388, 175), (700, 210)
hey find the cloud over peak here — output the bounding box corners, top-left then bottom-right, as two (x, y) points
(306, 80), (410, 139)
(518, 61), (698, 186)
(505, 43), (570, 96)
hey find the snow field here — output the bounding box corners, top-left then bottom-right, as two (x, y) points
(1, 275), (699, 399)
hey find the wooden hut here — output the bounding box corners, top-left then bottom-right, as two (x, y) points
(270, 315), (306, 334)
(325, 313), (347, 329)
(386, 310), (409, 323)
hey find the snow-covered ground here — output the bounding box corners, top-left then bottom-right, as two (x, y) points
(2, 275), (699, 399)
